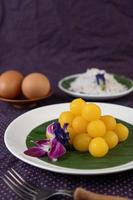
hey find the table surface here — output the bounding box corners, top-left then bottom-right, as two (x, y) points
(0, 1), (133, 199)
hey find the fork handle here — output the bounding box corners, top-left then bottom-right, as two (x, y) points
(74, 188), (129, 200)
(56, 189), (73, 197)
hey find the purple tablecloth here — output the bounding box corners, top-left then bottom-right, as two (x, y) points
(0, 1), (133, 199)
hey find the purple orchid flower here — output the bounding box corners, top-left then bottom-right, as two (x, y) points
(24, 121), (70, 161)
(24, 138), (66, 161)
(53, 122), (70, 147)
(96, 73), (106, 90)
(46, 122), (70, 146)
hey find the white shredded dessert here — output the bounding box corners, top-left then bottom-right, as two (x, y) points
(69, 68), (127, 95)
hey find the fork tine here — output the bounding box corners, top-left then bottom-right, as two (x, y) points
(11, 168), (37, 191)
(4, 174), (35, 199)
(1, 176), (33, 200)
(8, 169), (37, 195)
(4, 171), (35, 198)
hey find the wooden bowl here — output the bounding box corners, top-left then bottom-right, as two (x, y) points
(0, 89), (53, 108)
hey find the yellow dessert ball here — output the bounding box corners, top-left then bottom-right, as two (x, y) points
(87, 120), (106, 137)
(73, 133), (91, 152)
(101, 115), (116, 130)
(82, 103), (101, 121)
(115, 123), (129, 142)
(89, 137), (109, 157)
(59, 111), (74, 127)
(67, 125), (77, 143)
(104, 131), (118, 149)
(72, 116), (88, 134)
(70, 98), (86, 116)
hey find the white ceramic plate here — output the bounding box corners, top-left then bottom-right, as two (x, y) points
(4, 103), (133, 175)
(58, 74), (133, 100)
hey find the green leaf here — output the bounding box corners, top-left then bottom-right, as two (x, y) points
(61, 78), (76, 89)
(26, 119), (133, 170)
(114, 75), (133, 89)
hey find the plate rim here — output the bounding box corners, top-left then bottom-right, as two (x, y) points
(58, 73), (133, 100)
(4, 102), (133, 175)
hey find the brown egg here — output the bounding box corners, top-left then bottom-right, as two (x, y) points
(22, 73), (51, 99)
(0, 70), (23, 99)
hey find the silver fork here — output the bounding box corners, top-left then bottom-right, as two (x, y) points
(1, 168), (73, 200)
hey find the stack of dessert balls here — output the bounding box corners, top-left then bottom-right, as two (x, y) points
(59, 98), (129, 157)
(0, 70), (51, 99)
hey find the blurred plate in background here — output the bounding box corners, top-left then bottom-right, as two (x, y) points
(58, 74), (133, 100)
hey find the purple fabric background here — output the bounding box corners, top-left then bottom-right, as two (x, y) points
(0, 0), (133, 199)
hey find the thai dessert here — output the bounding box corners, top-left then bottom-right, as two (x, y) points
(24, 98), (129, 161)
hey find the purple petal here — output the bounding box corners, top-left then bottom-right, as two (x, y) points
(24, 147), (47, 157)
(47, 123), (54, 134)
(46, 124), (55, 139)
(48, 138), (66, 161)
(35, 139), (50, 146)
(53, 122), (61, 130)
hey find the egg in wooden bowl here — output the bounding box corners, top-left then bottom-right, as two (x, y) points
(0, 71), (52, 108)
(21, 72), (51, 99)
(0, 70), (24, 99)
